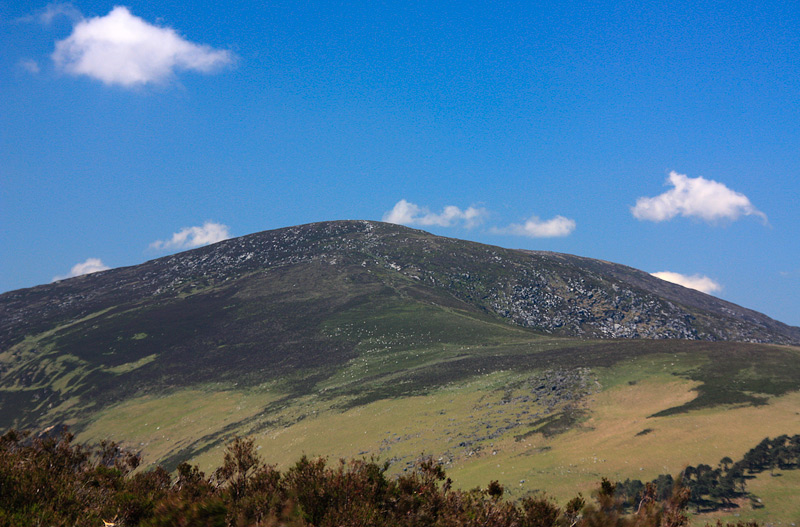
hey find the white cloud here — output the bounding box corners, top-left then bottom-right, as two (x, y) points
(492, 215), (576, 238)
(632, 171), (767, 224)
(39, 3), (83, 24)
(19, 59), (40, 73)
(383, 199), (488, 229)
(53, 257), (110, 281)
(651, 271), (722, 294)
(150, 221), (231, 251)
(15, 2), (82, 24)
(52, 6), (234, 87)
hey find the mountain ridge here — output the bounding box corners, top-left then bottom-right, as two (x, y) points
(3, 219), (798, 348)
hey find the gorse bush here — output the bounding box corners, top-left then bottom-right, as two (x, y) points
(0, 427), (759, 527)
(0, 427), (162, 526)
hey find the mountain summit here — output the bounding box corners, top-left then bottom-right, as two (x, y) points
(3, 220), (797, 352)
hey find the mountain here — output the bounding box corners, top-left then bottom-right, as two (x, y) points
(3, 220), (798, 350)
(3, 220), (800, 523)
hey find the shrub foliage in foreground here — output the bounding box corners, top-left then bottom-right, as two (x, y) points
(0, 428), (756, 527)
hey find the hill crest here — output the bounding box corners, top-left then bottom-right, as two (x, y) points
(2, 219), (798, 348)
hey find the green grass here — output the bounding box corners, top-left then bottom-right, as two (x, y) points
(76, 386), (283, 469)
(65, 341), (800, 525)
(106, 353), (157, 374)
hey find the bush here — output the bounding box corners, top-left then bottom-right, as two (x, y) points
(0, 428), (719, 527)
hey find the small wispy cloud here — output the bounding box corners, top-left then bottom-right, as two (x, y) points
(383, 199), (488, 229)
(19, 59), (40, 73)
(492, 215), (576, 238)
(632, 171), (767, 224)
(651, 271), (722, 294)
(39, 2), (83, 24)
(52, 6), (234, 87)
(53, 257), (110, 281)
(15, 2), (83, 24)
(150, 221), (231, 252)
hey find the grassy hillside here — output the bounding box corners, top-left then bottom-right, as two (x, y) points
(66, 334), (800, 524)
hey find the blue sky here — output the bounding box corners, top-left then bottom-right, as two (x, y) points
(2, 0), (799, 326)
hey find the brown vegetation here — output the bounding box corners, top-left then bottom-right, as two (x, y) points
(0, 427), (761, 527)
